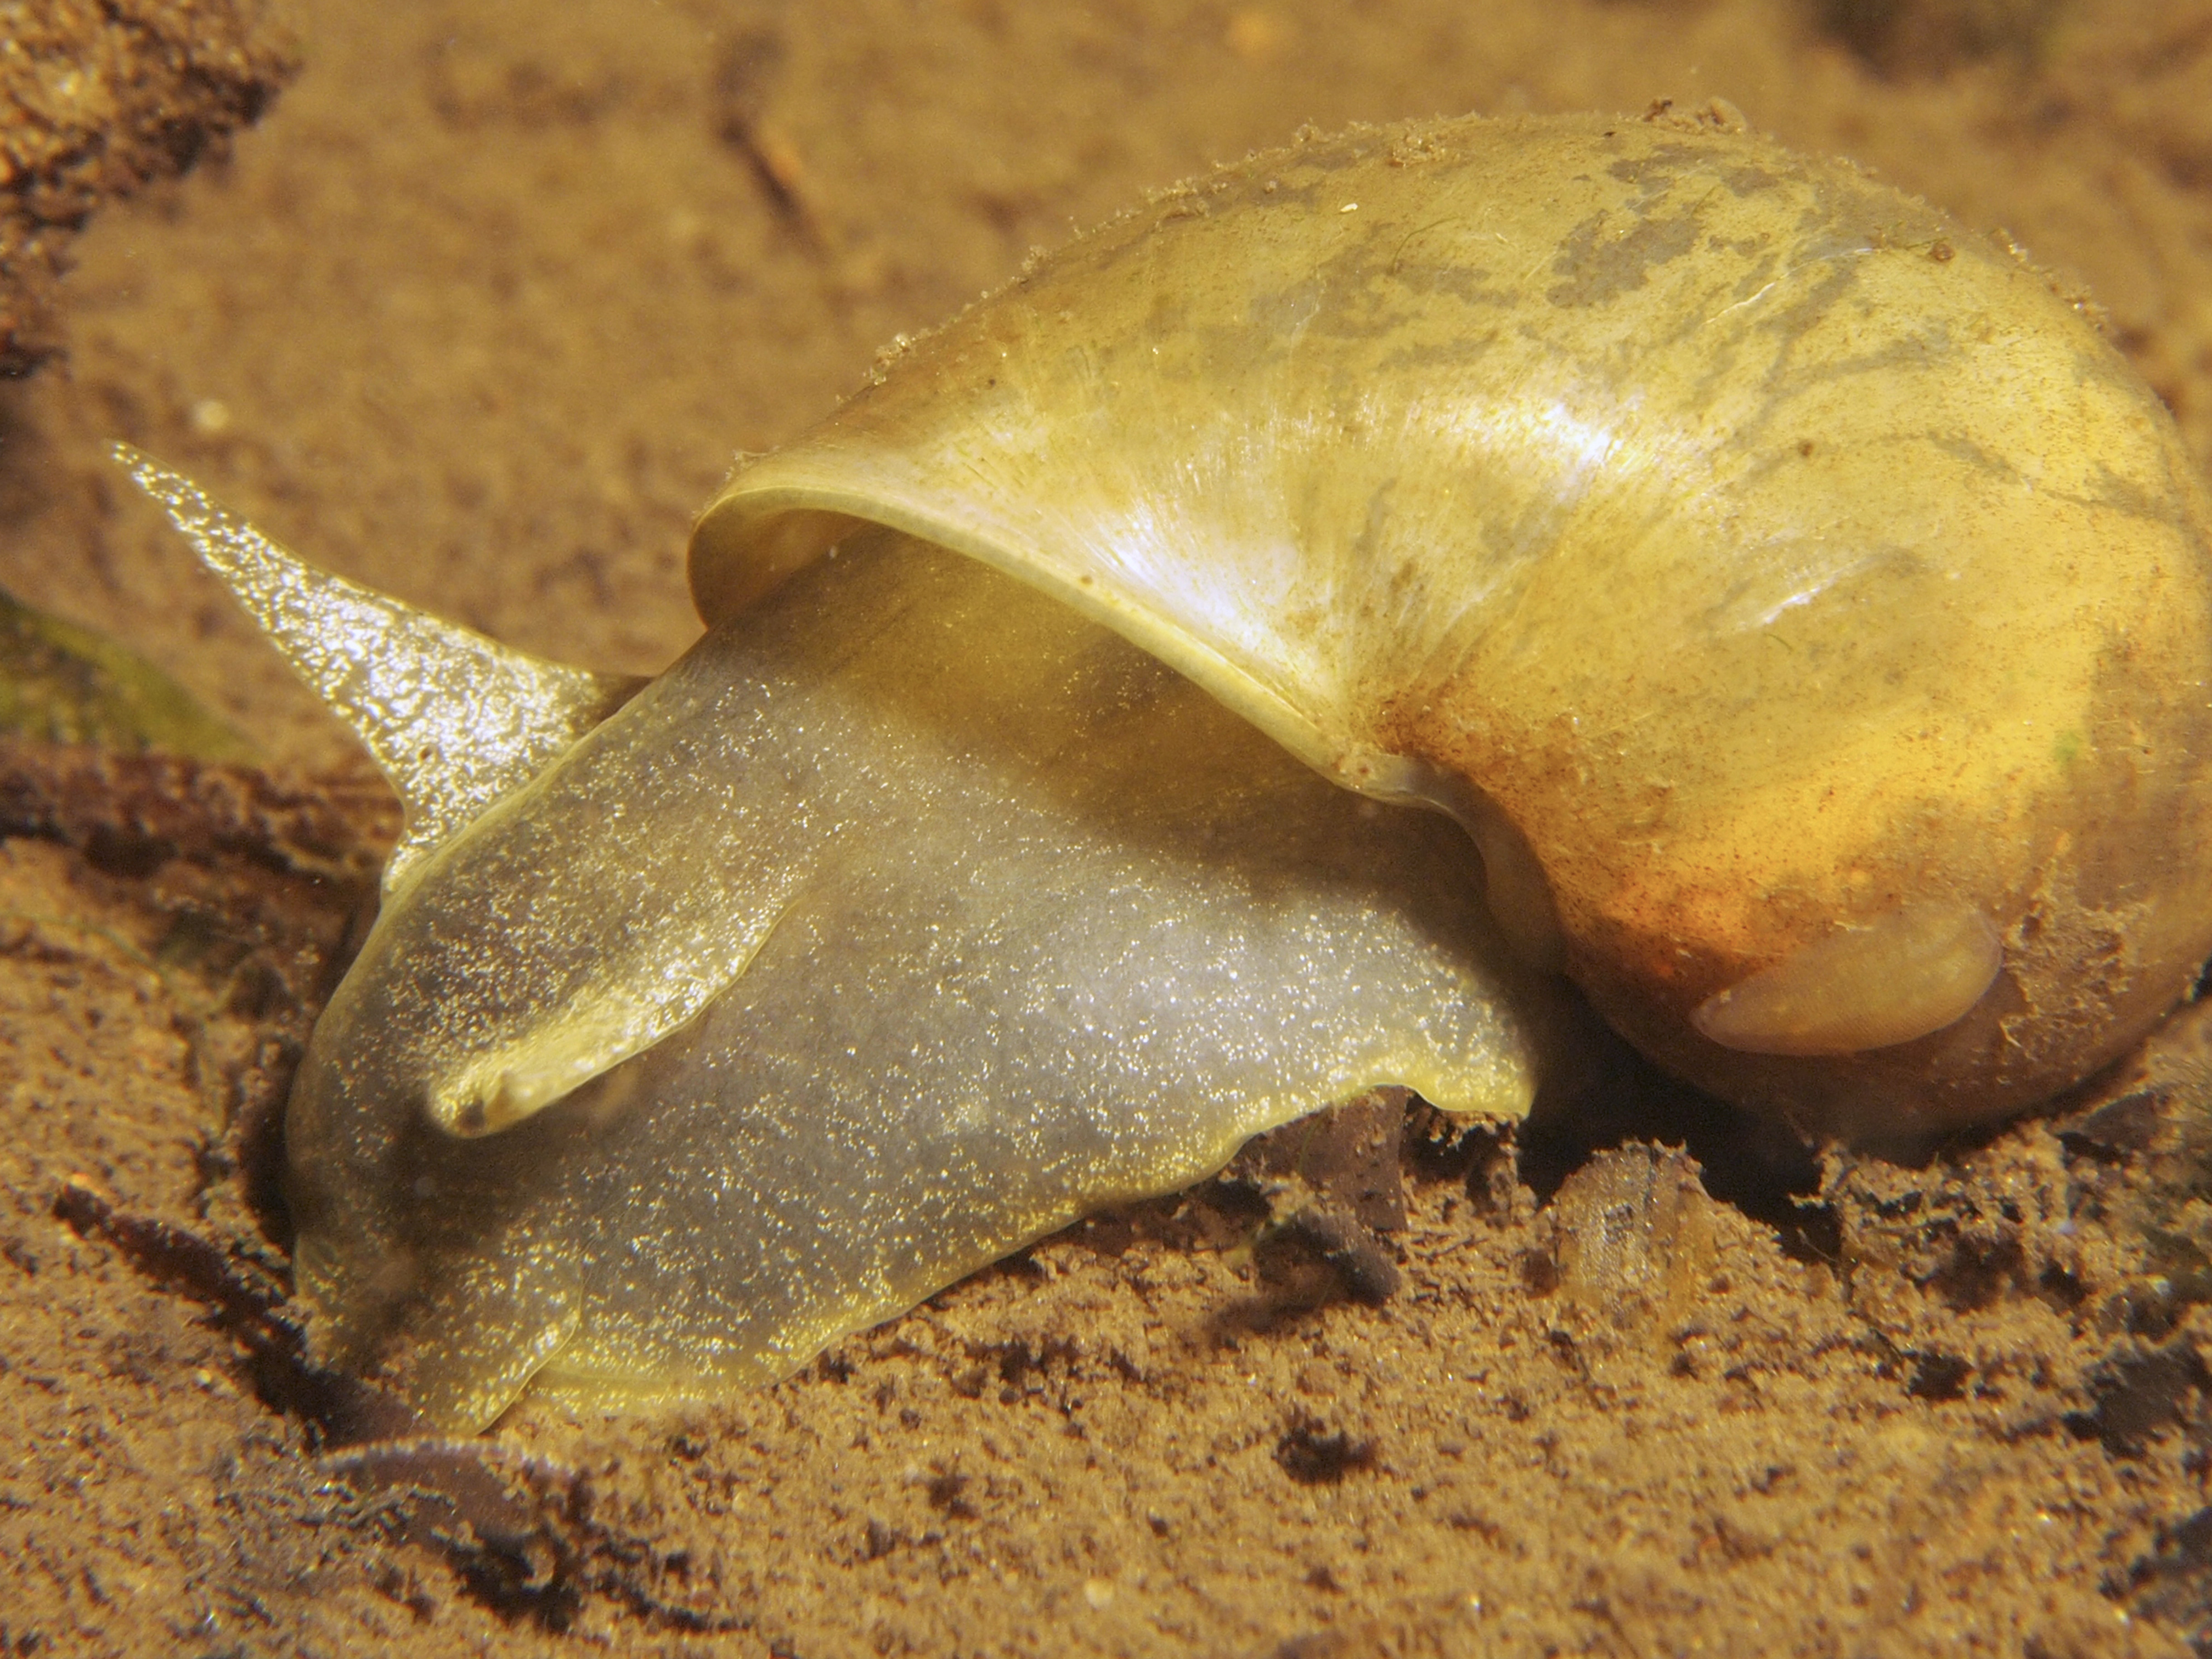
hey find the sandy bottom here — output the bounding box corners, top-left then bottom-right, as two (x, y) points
(5, 0), (2212, 1653)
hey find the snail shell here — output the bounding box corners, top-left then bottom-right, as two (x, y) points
(692, 108), (2212, 1139)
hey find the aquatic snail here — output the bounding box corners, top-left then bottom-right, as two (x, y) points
(125, 106), (2212, 1432)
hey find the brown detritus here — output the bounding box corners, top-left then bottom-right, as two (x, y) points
(2066, 1341), (2211, 1458)
(2127, 1507), (2212, 1654)
(321, 1440), (746, 1633)
(1409, 1106), (1532, 1223)
(0, 732), (394, 885)
(1211, 1094), (1418, 1325)
(1812, 0), (2065, 78)
(708, 25), (823, 249)
(0, 737), (393, 1414)
(14, 712), (2212, 1651)
(52, 1172), (413, 1440)
(1274, 1414), (1379, 1486)
(1904, 1350), (1973, 1400)
(1231, 1087), (1413, 1233)
(1252, 1206), (1402, 1311)
(0, 0), (298, 375)
(0, 735), (389, 1254)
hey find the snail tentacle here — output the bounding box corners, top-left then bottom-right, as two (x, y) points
(121, 446), (646, 896)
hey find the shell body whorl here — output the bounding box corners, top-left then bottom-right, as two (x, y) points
(692, 111), (2212, 1137)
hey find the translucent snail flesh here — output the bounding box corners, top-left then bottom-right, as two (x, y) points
(127, 106), (2212, 1431)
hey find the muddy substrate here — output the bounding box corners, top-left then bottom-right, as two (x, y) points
(8, 1), (2212, 1654)
(4, 735), (2211, 1656)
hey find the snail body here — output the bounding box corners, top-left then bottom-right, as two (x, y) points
(131, 465), (1555, 1431)
(129, 109), (2212, 1430)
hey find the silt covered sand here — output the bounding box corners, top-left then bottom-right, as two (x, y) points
(7, 1), (2212, 1653)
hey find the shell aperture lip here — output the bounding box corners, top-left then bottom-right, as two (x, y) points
(285, 529), (1553, 1429)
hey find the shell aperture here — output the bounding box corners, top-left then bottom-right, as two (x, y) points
(258, 525), (1545, 1430)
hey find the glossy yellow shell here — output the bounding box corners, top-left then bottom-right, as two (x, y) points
(692, 109), (2212, 1138)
